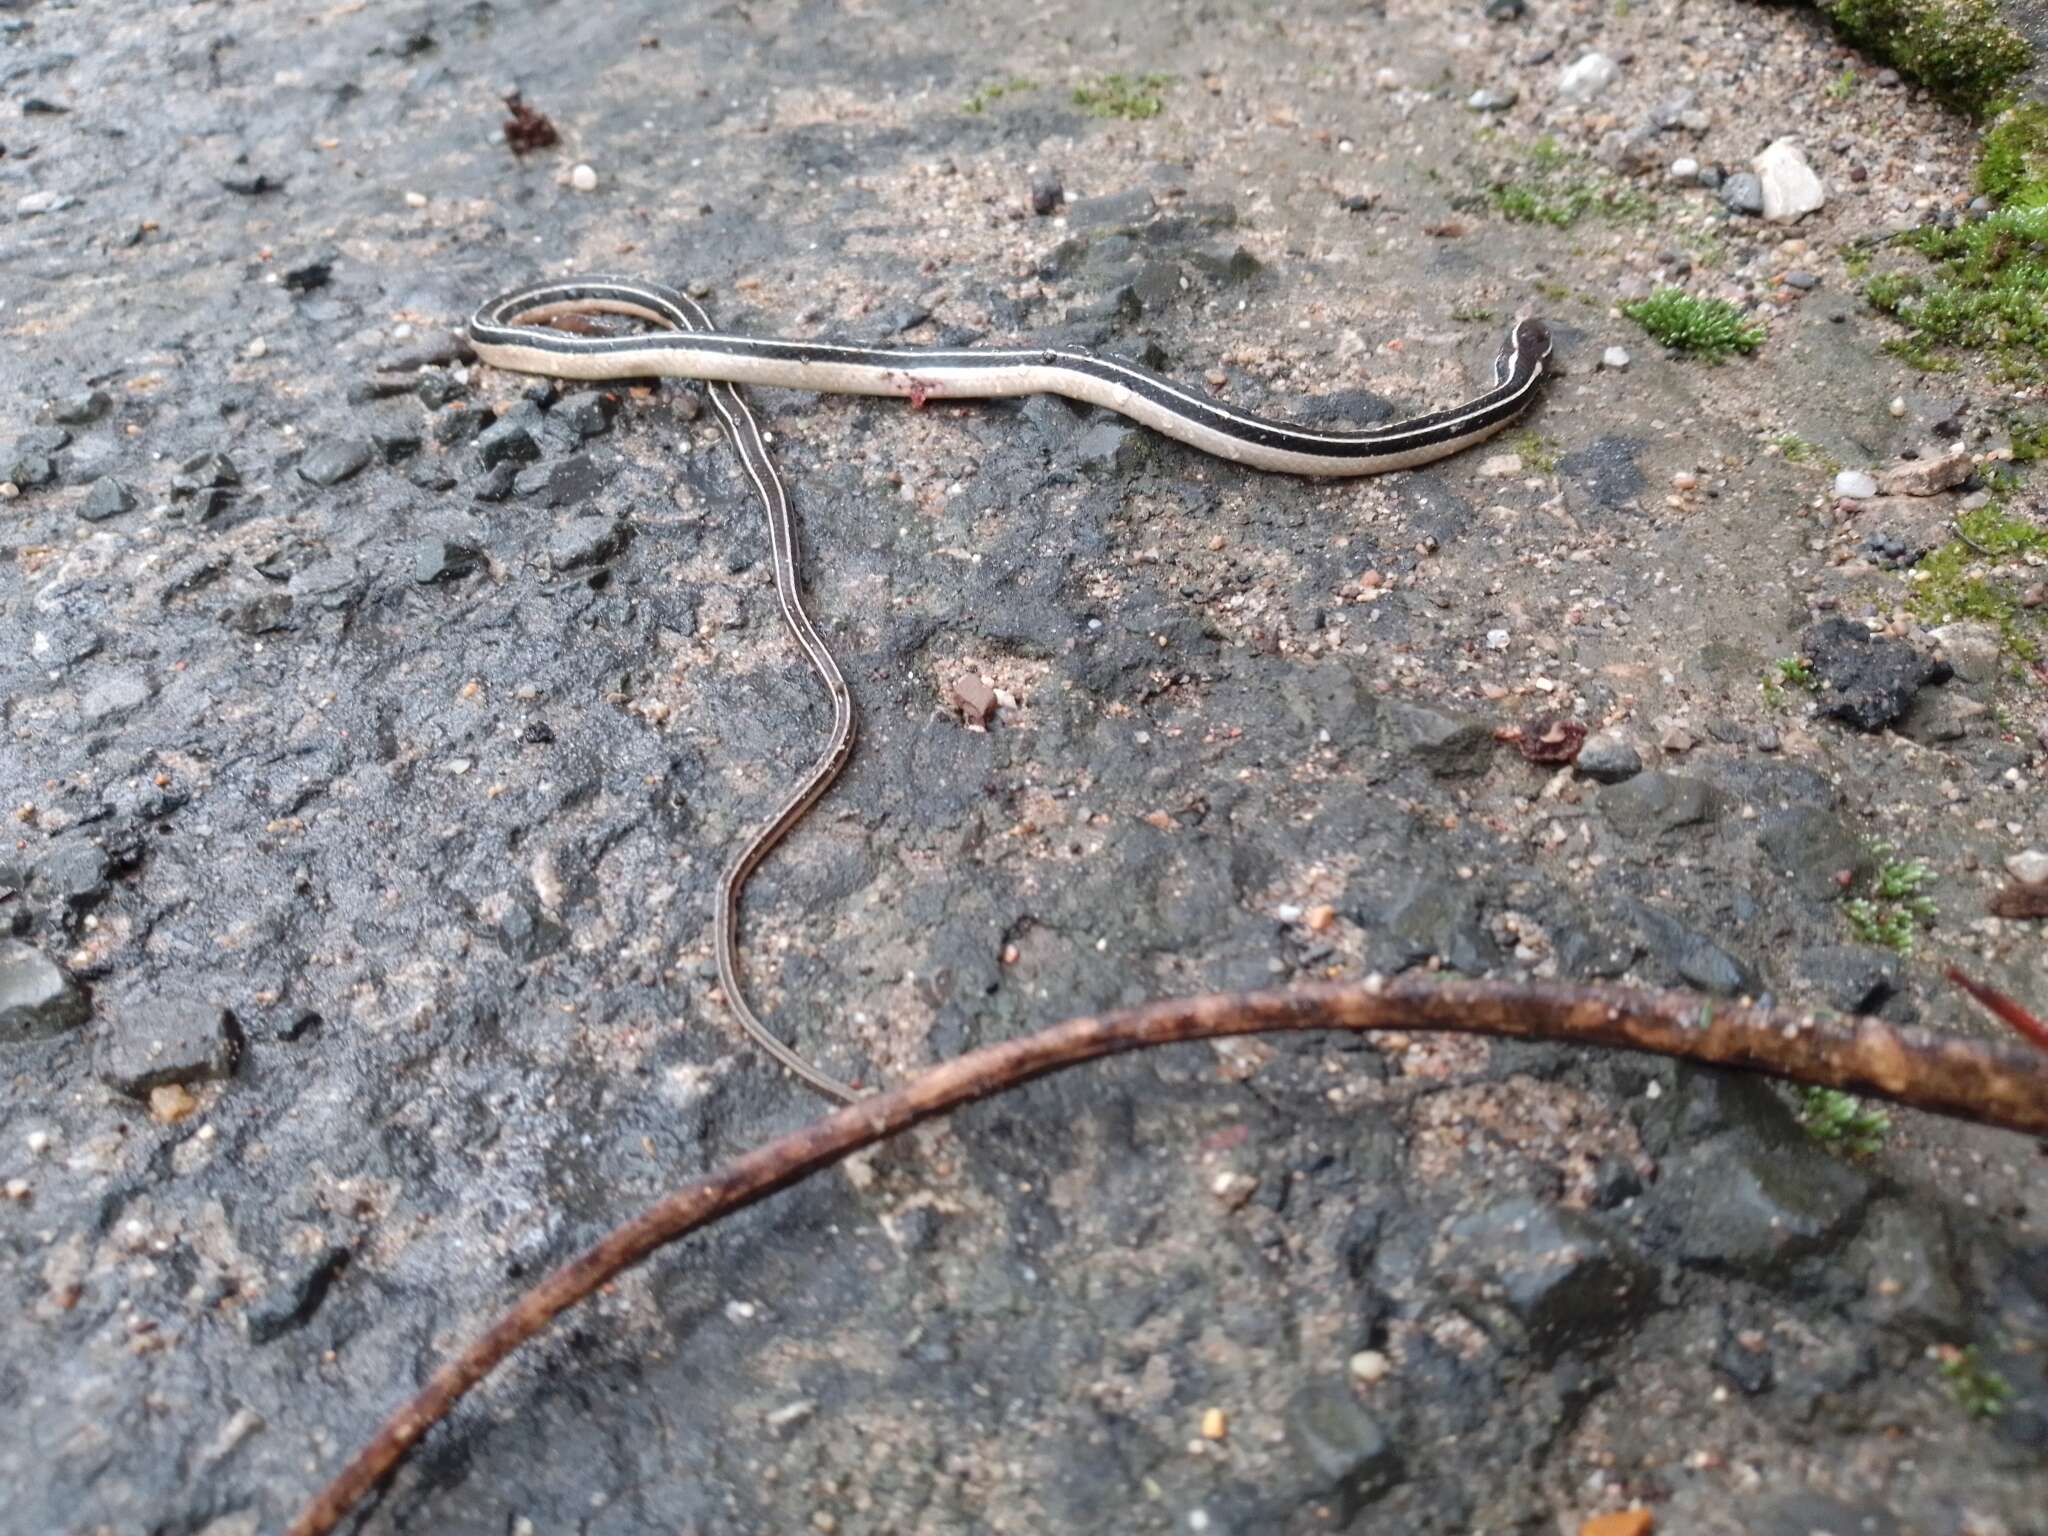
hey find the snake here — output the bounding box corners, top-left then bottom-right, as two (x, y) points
(468, 275), (1554, 1102)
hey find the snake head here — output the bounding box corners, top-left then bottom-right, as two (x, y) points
(1494, 318), (1553, 385)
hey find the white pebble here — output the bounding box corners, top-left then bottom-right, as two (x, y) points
(1486, 627), (1511, 650)
(1672, 471), (1698, 491)
(243, 337), (267, 360)
(1888, 396), (1906, 418)
(1668, 157), (1699, 181)
(571, 163), (599, 192)
(1558, 52), (1619, 104)
(403, 190), (428, 208)
(26, 1130), (52, 1155)
(1601, 346), (1631, 371)
(1833, 469), (1877, 499)
(1349, 1349), (1391, 1383)
(2006, 849), (2048, 885)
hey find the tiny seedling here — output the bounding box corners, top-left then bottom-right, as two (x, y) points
(964, 77), (1034, 114)
(1795, 1085), (1891, 1156)
(1761, 655), (1819, 709)
(1841, 844), (1938, 955)
(1071, 73), (1171, 120)
(1623, 289), (1766, 358)
(1939, 1345), (2014, 1419)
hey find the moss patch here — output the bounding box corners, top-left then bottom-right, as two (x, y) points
(1817, 0), (2030, 118)
(1622, 289), (1765, 358)
(1071, 73), (1171, 120)
(1906, 501), (2048, 663)
(1485, 136), (1651, 228)
(1864, 206), (2048, 380)
(1979, 102), (2048, 205)
(964, 77), (1034, 114)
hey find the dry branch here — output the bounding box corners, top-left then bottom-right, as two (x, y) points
(288, 974), (2048, 1536)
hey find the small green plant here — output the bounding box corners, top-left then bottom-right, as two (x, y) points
(1511, 430), (1558, 474)
(964, 77), (1034, 114)
(1072, 73), (1171, 120)
(1907, 500), (2048, 662)
(1817, 0), (2031, 119)
(1770, 432), (1838, 470)
(1826, 67), (1861, 102)
(1841, 845), (1938, 955)
(1623, 289), (1766, 358)
(1978, 102), (2048, 205)
(1451, 303), (1497, 323)
(1761, 655), (1819, 708)
(2009, 417), (2048, 461)
(1486, 136), (1651, 229)
(1863, 206), (2048, 380)
(1939, 1346), (2015, 1418)
(1795, 1086), (1891, 1156)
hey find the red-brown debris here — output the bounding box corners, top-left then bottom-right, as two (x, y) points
(502, 92), (559, 155)
(1496, 714), (1588, 765)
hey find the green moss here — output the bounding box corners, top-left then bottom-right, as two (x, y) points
(2010, 418), (2048, 461)
(1762, 655), (1820, 708)
(1841, 844), (1937, 955)
(1795, 1086), (1891, 1155)
(1940, 1346), (2015, 1419)
(1487, 136), (1651, 228)
(1818, 0), (2030, 118)
(1979, 103), (2048, 207)
(1907, 501), (2048, 662)
(1510, 430), (1558, 474)
(964, 77), (1034, 114)
(1826, 67), (1861, 102)
(1622, 289), (1765, 358)
(1863, 205), (2048, 380)
(1071, 73), (1171, 120)
(1770, 433), (1838, 471)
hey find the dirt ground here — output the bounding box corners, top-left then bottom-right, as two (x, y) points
(2, 1), (2044, 1533)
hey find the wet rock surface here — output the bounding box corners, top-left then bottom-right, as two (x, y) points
(0, 3), (2042, 1535)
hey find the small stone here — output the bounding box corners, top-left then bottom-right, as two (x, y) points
(413, 539), (484, 584)
(1378, 700), (1493, 777)
(1753, 139), (1825, 223)
(296, 437), (374, 487)
(1579, 1513), (1654, 1536)
(1575, 733), (1642, 784)
(1558, 52), (1619, 104)
(96, 997), (243, 1097)
(7, 452), (58, 490)
(570, 163), (598, 192)
(0, 942), (91, 1044)
(1029, 177), (1064, 216)
(546, 517), (631, 570)
(1286, 1384), (1403, 1520)
(433, 405), (492, 447)
(766, 1400), (817, 1437)
(2006, 850), (2048, 885)
(16, 189), (76, 216)
(1832, 469), (1877, 499)
(2023, 584), (2046, 609)
(403, 190), (428, 208)
(1467, 86), (1518, 112)
(1668, 157), (1698, 181)
(471, 462), (519, 502)
(474, 409), (542, 469)
(1477, 452), (1522, 477)
(51, 389), (111, 425)
(1659, 724), (1694, 754)
(1783, 270), (1818, 291)
(1348, 1349), (1390, 1383)
(1927, 621), (2003, 684)
(1484, 0), (1525, 18)
(951, 673), (998, 726)
(1801, 617), (1946, 732)
(1200, 1407), (1228, 1440)
(1720, 173), (1764, 216)
(551, 391), (617, 440)
(1600, 346), (1630, 371)
(149, 1084), (199, 1123)
(1878, 451), (1970, 496)
(80, 477), (138, 522)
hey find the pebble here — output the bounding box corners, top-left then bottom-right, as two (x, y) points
(1558, 53), (1619, 104)
(1467, 86), (1518, 112)
(1878, 451), (1971, 497)
(950, 673), (998, 726)
(149, 1084), (200, 1124)
(1832, 469), (1877, 499)
(17, 189), (75, 216)
(1720, 173), (1764, 216)
(1659, 724), (1695, 755)
(1348, 1349), (1391, 1383)
(81, 477), (138, 522)
(1600, 346), (1630, 371)
(296, 437), (374, 487)
(1668, 157), (1698, 181)
(1579, 1513), (1654, 1536)
(2006, 850), (2048, 885)
(51, 389), (110, 425)
(1754, 138), (1825, 223)
(1888, 396), (1906, 418)
(1478, 452), (1523, 477)
(1484, 0), (1525, 18)
(570, 163), (598, 192)
(403, 190), (427, 208)
(1030, 176), (1064, 216)
(2022, 583), (2046, 609)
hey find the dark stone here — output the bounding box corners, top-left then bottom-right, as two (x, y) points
(1756, 805), (1868, 900)
(1067, 188), (1155, 229)
(1556, 436), (1645, 508)
(1628, 902), (1757, 996)
(1713, 1315), (1775, 1394)
(35, 843), (110, 907)
(50, 389), (111, 425)
(296, 437), (374, 487)
(1574, 734), (1642, 784)
(1486, 0), (1526, 21)
(1367, 874), (1498, 975)
(1377, 700), (1494, 777)
(551, 390), (617, 441)
(431, 404), (492, 446)
(1068, 420), (1147, 476)
(246, 1244), (351, 1344)
(80, 477), (137, 521)
(224, 593), (295, 634)
(472, 461), (519, 502)
(1800, 617), (1946, 732)
(474, 407), (542, 469)
(1441, 1197), (1657, 1360)
(1850, 1204), (1966, 1342)
(412, 538), (484, 584)
(1596, 772), (1718, 837)
(522, 380), (560, 409)
(1284, 1383), (1403, 1520)
(408, 463), (459, 492)
(417, 369), (468, 409)
(1131, 260), (1183, 312)
(1030, 176), (1064, 215)
(94, 996), (243, 1097)
(8, 452), (58, 489)
(0, 942), (91, 1044)
(172, 452), (240, 495)
(349, 376), (418, 404)
(1793, 945), (1901, 1014)
(79, 672), (153, 726)
(282, 257), (333, 292)
(372, 430), (421, 464)
(547, 517), (631, 571)
(1722, 172), (1765, 214)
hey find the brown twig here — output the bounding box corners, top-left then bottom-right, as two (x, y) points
(1946, 964), (2048, 1053)
(287, 975), (2048, 1536)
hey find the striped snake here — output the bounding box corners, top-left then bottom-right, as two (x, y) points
(468, 275), (1553, 1102)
